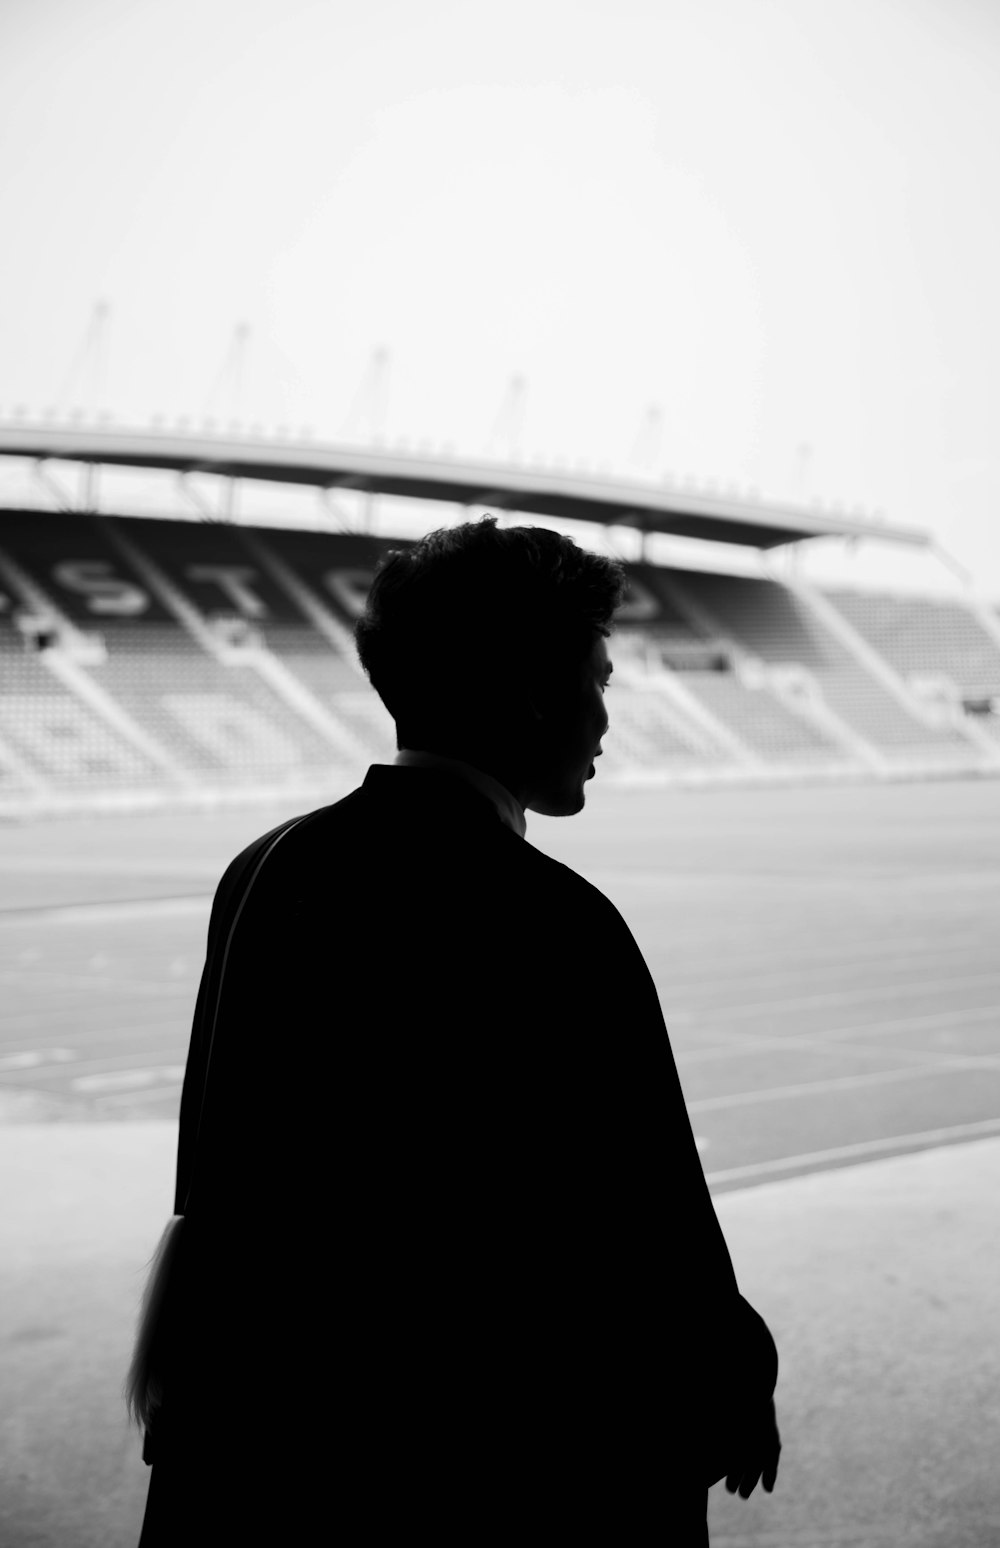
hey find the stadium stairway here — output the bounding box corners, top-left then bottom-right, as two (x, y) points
(821, 586), (1000, 759)
(655, 565), (1000, 775)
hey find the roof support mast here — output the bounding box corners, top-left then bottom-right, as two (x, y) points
(342, 346), (391, 534)
(201, 321), (252, 522)
(51, 299), (113, 513)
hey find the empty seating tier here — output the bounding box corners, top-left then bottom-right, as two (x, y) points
(0, 507), (996, 810)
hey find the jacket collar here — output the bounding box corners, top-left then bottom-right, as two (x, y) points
(380, 749), (527, 838)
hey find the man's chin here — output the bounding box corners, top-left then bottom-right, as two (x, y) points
(528, 777), (588, 818)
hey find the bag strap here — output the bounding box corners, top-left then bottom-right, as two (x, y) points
(180, 811), (312, 1216)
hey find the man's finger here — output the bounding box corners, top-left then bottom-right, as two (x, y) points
(725, 1465), (762, 1499)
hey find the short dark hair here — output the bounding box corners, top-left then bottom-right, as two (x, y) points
(354, 515), (628, 749)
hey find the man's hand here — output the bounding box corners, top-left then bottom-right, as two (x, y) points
(724, 1397), (781, 1500)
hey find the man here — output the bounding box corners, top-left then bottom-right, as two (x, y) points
(132, 515), (779, 1545)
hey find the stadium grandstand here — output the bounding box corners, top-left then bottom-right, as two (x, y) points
(1, 419), (999, 818)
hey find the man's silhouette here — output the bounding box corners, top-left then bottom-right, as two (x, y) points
(131, 516), (779, 1545)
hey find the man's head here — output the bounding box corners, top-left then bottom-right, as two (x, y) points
(354, 515), (628, 817)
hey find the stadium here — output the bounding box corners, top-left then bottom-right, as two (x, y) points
(1, 419), (998, 816)
(3, 422), (1000, 1548)
(6, 0), (1000, 1537)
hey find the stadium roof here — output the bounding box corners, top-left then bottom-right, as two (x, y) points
(0, 423), (931, 552)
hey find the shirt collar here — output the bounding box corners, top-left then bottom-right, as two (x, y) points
(391, 749), (527, 838)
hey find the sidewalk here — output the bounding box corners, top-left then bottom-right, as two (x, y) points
(2, 1117), (998, 1548)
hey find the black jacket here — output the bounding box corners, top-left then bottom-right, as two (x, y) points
(138, 763), (777, 1541)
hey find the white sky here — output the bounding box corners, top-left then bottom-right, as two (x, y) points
(2, 0), (999, 600)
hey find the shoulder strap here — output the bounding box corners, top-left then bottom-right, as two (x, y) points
(180, 811), (312, 1216)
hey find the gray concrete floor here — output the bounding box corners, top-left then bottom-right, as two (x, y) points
(2, 1119), (998, 1547)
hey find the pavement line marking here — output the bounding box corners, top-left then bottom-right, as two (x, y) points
(658, 940), (1000, 995)
(677, 1003), (1000, 1062)
(0, 1048), (76, 1071)
(688, 1058), (1000, 1113)
(595, 903), (993, 967)
(0, 970), (191, 996)
(668, 952), (1000, 988)
(710, 1530), (894, 1545)
(71, 1065), (186, 1093)
(0, 1022), (184, 1045)
(8, 1046), (181, 1071)
(670, 969), (1000, 1021)
(91, 1084), (185, 1108)
(2, 1048), (185, 1080)
(0, 897), (211, 927)
(0, 1000), (189, 1028)
(0, 858), (221, 876)
(704, 1117), (1000, 1186)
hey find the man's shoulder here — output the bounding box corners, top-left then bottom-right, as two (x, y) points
(215, 807), (313, 887)
(520, 837), (620, 913)
(215, 782), (627, 936)
(208, 797), (353, 929)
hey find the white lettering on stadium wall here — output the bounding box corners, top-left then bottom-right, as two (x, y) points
(51, 561), (151, 616)
(184, 566), (269, 618)
(320, 569), (371, 619)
